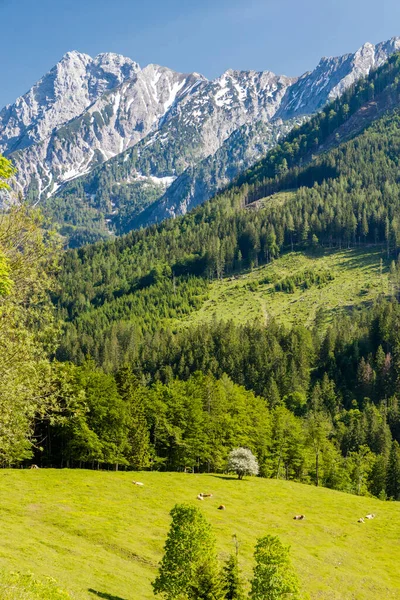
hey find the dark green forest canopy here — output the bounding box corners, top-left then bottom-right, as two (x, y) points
(56, 104), (400, 370)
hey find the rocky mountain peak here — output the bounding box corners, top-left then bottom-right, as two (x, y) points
(2, 37), (400, 235)
(0, 50), (139, 156)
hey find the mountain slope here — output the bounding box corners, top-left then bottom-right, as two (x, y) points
(3, 38), (400, 245)
(53, 39), (400, 242)
(53, 51), (400, 369)
(11, 63), (204, 199)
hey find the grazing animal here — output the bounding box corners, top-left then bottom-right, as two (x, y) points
(358, 517), (365, 523)
(217, 505), (225, 510)
(200, 493), (213, 498)
(365, 513), (375, 519)
(132, 481), (144, 486)
(30, 465), (39, 469)
(197, 494), (204, 500)
(293, 514), (305, 520)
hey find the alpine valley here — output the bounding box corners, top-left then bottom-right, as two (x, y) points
(4, 28), (400, 600)
(2, 37), (400, 245)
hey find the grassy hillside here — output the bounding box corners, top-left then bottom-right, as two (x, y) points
(181, 246), (391, 329)
(0, 572), (72, 599)
(0, 471), (399, 600)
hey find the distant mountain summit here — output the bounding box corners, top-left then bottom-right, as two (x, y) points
(0, 51), (139, 154)
(2, 37), (400, 240)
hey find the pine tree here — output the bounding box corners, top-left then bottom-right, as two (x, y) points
(386, 440), (400, 500)
(188, 559), (225, 600)
(153, 504), (218, 599)
(222, 554), (246, 600)
(115, 365), (151, 469)
(249, 535), (300, 600)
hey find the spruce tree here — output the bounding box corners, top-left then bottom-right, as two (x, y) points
(386, 440), (400, 500)
(115, 365), (151, 469)
(222, 554), (245, 600)
(188, 559), (225, 600)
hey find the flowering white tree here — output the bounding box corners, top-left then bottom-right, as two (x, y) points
(227, 447), (259, 480)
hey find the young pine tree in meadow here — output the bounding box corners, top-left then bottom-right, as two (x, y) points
(152, 504), (219, 599)
(249, 535), (300, 600)
(222, 553), (246, 600)
(188, 559), (225, 600)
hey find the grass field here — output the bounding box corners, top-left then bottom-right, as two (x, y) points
(0, 470), (399, 599)
(181, 246), (391, 329)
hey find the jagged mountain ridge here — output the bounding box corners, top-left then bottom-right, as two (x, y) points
(2, 37), (400, 239)
(0, 51), (139, 155)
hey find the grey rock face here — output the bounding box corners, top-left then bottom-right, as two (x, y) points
(278, 38), (400, 119)
(0, 51), (139, 155)
(1, 36), (400, 230)
(10, 64), (203, 197)
(132, 118), (303, 228)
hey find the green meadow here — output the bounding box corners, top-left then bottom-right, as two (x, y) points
(181, 246), (391, 329)
(0, 470), (399, 599)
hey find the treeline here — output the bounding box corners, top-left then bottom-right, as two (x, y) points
(30, 358), (400, 500)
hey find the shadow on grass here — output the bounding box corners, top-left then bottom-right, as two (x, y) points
(211, 474), (240, 481)
(88, 589), (127, 600)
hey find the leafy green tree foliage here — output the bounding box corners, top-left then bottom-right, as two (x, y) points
(0, 204), (60, 465)
(386, 440), (400, 500)
(153, 504), (218, 599)
(368, 454), (388, 499)
(0, 155), (15, 189)
(188, 560), (225, 600)
(249, 535), (300, 600)
(346, 445), (375, 496)
(72, 360), (129, 467)
(268, 406), (305, 480)
(305, 385), (332, 486)
(144, 373), (270, 473)
(227, 447), (259, 480)
(0, 252), (13, 296)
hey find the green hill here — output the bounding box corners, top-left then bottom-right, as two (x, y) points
(181, 246), (391, 329)
(0, 471), (399, 600)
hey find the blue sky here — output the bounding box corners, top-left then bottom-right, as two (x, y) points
(1, 0), (400, 107)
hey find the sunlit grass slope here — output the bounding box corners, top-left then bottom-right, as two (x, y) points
(0, 471), (399, 599)
(0, 571), (72, 599)
(181, 246), (391, 329)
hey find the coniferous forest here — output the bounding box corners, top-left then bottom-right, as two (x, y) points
(3, 52), (400, 506)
